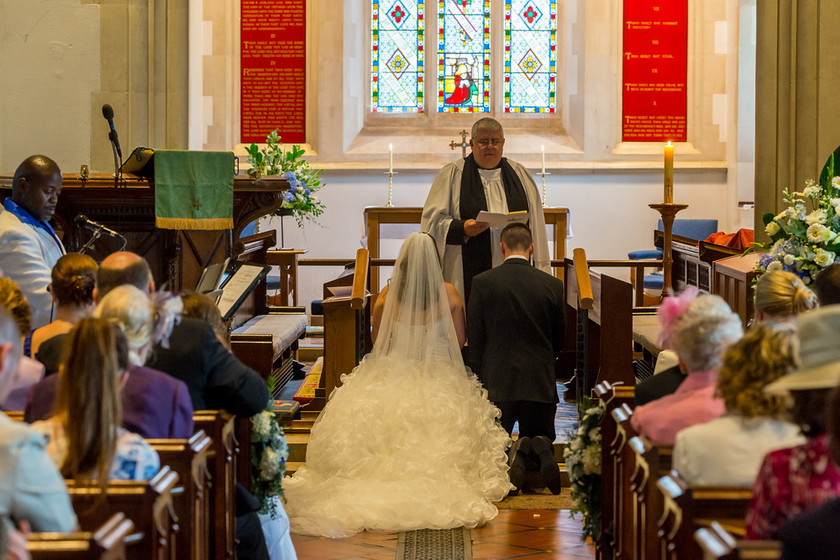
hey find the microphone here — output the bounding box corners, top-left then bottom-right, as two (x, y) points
(101, 104), (122, 159)
(74, 214), (123, 239)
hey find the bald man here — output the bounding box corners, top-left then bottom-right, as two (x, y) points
(0, 155), (65, 328)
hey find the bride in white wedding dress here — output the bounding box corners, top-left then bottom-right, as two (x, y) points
(283, 233), (511, 538)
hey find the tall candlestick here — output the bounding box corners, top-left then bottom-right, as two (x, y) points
(541, 145), (546, 175)
(389, 144), (393, 174)
(664, 141), (674, 203)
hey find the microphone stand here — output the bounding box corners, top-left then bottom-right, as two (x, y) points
(79, 229), (103, 255)
(109, 132), (122, 189)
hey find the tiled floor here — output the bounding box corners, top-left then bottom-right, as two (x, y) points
(290, 510), (595, 559)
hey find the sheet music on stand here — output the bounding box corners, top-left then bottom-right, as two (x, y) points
(216, 261), (270, 321)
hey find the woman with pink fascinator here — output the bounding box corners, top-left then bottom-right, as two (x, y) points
(630, 287), (743, 445)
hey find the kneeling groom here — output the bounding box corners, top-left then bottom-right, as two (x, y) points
(467, 223), (566, 494)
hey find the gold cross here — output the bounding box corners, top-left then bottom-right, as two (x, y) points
(193, 199), (202, 211)
(449, 130), (469, 158)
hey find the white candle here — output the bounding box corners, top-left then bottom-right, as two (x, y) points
(541, 145), (546, 175)
(389, 144), (393, 174)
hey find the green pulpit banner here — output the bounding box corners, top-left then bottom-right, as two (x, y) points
(154, 150), (234, 230)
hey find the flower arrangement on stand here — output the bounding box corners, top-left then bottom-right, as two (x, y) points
(564, 396), (605, 542)
(756, 176), (840, 285)
(245, 130), (326, 226)
(251, 407), (289, 518)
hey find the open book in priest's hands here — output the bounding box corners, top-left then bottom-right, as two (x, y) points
(474, 210), (530, 228)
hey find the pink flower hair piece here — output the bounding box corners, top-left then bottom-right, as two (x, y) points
(657, 285), (700, 349)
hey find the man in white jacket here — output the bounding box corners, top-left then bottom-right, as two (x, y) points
(0, 155), (65, 328)
(421, 118), (549, 304)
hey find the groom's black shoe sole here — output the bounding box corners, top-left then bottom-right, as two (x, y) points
(531, 435), (562, 495)
(508, 436), (531, 494)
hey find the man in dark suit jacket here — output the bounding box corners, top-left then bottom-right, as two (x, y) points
(467, 222), (565, 441)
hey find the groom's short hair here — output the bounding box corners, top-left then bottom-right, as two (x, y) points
(501, 223), (532, 252)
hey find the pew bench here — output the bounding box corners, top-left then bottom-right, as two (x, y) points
(66, 466), (179, 560)
(27, 513), (135, 560)
(658, 470), (752, 560)
(695, 521), (781, 560)
(148, 431), (211, 560)
(193, 411), (237, 560)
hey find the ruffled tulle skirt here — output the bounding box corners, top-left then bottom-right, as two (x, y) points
(283, 354), (512, 538)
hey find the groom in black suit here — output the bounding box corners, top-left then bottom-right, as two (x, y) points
(467, 223), (565, 493)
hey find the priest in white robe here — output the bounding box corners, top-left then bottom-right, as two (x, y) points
(421, 118), (550, 303)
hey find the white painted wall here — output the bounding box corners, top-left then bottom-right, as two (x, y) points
(272, 167), (729, 311)
(0, 1), (100, 173)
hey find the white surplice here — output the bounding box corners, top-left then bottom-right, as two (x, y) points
(421, 158), (550, 301)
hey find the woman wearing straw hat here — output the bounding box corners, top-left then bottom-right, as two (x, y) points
(746, 306), (840, 540)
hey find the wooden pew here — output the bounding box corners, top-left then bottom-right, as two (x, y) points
(27, 513), (135, 560)
(193, 410), (237, 560)
(657, 470), (752, 560)
(594, 381), (635, 560)
(321, 248), (371, 400)
(629, 435), (672, 560)
(230, 230), (307, 398)
(148, 431), (212, 560)
(694, 521), (780, 560)
(66, 466), (179, 560)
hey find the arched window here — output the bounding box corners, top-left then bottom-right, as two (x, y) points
(371, 0), (557, 114)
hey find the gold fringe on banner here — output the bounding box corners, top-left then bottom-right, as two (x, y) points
(155, 217), (234, 231)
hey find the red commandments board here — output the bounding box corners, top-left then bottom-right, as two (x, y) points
(241, 0), (306, 144)
(622, 0), (687, 142)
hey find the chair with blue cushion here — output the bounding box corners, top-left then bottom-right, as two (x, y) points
(628, 218), (719, 297)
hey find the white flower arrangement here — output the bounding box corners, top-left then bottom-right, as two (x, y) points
(250, 407), (289, 518)
(756, 177), (840, 285)
(564, 396), (605, 541)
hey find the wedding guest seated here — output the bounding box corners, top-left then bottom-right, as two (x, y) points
(28, 253), (97, 358)
(814, 262), (840, 305)
(0, 278), (44, 411)
(673, 322), (805, 485)
(777, 381), (840, 558)
(746, 306), (840, 539)
(635, 270), (815, 407)
(36, 252), (269, 416)
(32, 318), (160, 481)
(631, 288), (742, 445)
(0, 305), (77, 532)
(25, 285), (194, 439)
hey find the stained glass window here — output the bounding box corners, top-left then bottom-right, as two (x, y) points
(437, 0), (491, 112)
(372, 0), (425, 112)
(504, 0), (556, 112)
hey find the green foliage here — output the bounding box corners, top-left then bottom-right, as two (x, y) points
(245, 130), (326, 226)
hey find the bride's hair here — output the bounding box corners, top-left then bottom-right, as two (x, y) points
(393, 234), (441, 309)
(374, 233), (462, 365)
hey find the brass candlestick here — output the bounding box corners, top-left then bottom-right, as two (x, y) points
(649, 203), (689, 299)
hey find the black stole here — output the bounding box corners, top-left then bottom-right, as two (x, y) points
(459, 154), (528, 303)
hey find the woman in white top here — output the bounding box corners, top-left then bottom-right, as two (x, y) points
(33, 318), (159, 483)
(673, 322), (805, 485)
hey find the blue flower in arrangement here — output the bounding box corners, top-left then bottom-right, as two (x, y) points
(245, 129), (326, 226)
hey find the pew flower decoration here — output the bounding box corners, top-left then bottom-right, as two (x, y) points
(251, 407), (289, 518)
(564, 396), (604, 541)
(756, 177), (840, 285)
(245, 129), (326, 226)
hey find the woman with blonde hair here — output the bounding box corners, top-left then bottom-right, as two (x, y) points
(32, 318), (159, 482)
(28, 253), (97, 358)
(0, 277), (44, 411)
(26, 284), (193, 439)
(673, 322), (805, 485)
(754, 270), (817, 324)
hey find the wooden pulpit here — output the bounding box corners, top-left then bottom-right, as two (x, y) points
(0, 173), (289, 291)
